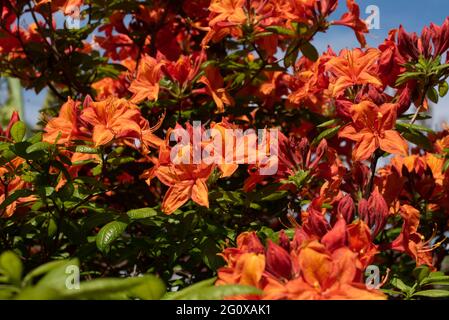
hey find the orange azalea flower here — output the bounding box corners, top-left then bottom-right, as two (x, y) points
(0, 158), (35, 218)
(274, 241), (384, 300)
(207, 119), (268, 178)
(208, 0), (247, 27)
(208, 121), (240, 177)
(435, 134), (449, 153)
(80, 97), (142, 147)
(260, 71), (283, 96)
(326, 48), (382, 97)
(36, 0), (83, 14)
(424, 153), (445, 186)
(390, 205), (441, 267)
(339, 101), (408, 161)
(288, 55), (329, 110)
(128, 55), (164, 103)
(218, 252), (266, 287)
(92, 76), (128, 100)
(43, 97), (83, 145)
(165, 51), (205, 88)
(54, 151), (100, 191)
(197, 66), (234, 112)
(217, 232), (266, 299)
(346, 220), (378, 269)
(139, 115), (165, 153)
(265, 241), (385, 300)
(332, 0), (368, 47)
(155, 161), (214, 214)
(217, 231), (385, 300)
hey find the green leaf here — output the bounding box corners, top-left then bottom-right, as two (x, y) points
(396, 123), (433, 151)
(264, 26), (295, 37)
(312, 125), (341, 145)
(164, 278), (261, 300)
(423, 281), (449, 286)
(22, 260), (69, 286)
(0, 251), (23, 285)
(300, 42), (319, 62)
(128, 275), (166, 300)
(27, 132), (43, 144)
(398, 113), (432, 121)
(421, 275), (449, 286)
(395, 71), (425, 87)
(29, 259), (79, 294)
(391, 278), (411, 293)
(439, 81), (449, 97)
(427, 87), (439, 104)
(382, 289), (405, 296)
(443, 159), (449, 173)
(96, 221), (128, 253)
(0, 285), (20, 299)
(414, 265), (430, 284)
(74, 145), (98, 154)
(434, 63), (449, 72)
(317, 119), (338, 128)
(405, 133), (432, 150)
(18, 258), (147, 300)
(175, 284), (261, 300)
(396, 122), (435, 134)
(253, 31), (274, 39)
(127, 207), (158, 220)
(163, 278), (216, 300)
(260, 190), (288, 201)
(26, 141), (51, 154)
(64, 275), (165, 300)
(413, 289), (449, 298)
(201, 238), (223, 270)
(284, 40), (299, 68)
(10, 121), (26, 142)
(292, 22), (309, 35)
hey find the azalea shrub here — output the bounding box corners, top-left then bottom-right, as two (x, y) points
(1, 0), (449, 300)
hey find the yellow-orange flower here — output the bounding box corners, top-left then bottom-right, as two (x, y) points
(80, 97), (142, 147)
(326, 48), (382, 97)
(339, 101), (408, 161)
(128, 55), (164, 103)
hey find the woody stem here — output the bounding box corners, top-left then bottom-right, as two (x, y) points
(409, 82), (430, 125)
(365, 150), (381, 198)
(409, 105), (421, 125)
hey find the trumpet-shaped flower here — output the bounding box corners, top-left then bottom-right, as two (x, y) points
(339, 101), (408, 161)
(326, 48), (382, 97)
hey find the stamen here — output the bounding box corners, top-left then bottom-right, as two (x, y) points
(287, 212), (301, 229)
(151, 111), (166, 132)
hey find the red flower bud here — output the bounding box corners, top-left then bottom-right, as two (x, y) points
(359, 189), (389, 238)
(304, 208), (331, 237)
(338, 194), (355, 223)
(322, 217), (347, 252)
(265, 240), (292, 280)
(278, 230), (290, 252)
(397, 25), (419, 60)
(358, 198), (370, 224)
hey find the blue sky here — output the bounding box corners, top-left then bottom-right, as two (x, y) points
(22, 0), (449, 127)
